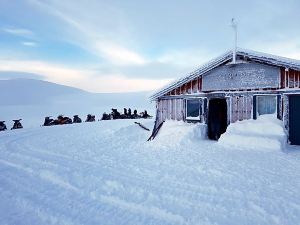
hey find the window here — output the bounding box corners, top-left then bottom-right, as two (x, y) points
(186, 98), (205, 121)
(257, 95), (276, 116)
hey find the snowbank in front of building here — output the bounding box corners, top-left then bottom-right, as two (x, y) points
(218, 114), (286, 151)
(153, 120), (207, 147)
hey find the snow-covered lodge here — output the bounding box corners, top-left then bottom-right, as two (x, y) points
(150, 48), (300, 145)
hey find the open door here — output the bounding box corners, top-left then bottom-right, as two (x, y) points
(208, 98), (228, 140)
(289, 95), (300, 145)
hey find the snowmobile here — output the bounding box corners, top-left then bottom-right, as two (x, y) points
(123, 108), (128, 116)
(11, 119), (23, 130)
(73, 115), (82, 123)
(141, 110), (151, 119)
(85, 114), (95, 122)
(56, 115), (72, 125)
(131, 109), (140, 119)
(111, 109), (121, 119)
(101, 112), (111, 120)
(43, 116), (55, 126)
(0, 121), (7, 131)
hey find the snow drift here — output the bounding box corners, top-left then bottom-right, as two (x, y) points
(218, 114), (286, 151)
(152, 120), (207, 147)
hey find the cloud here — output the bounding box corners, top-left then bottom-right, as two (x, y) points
(0, 59), (172, 92)
(28, 0), (142, 65)
(95, 42), (147, 65)
(2, 27), (35, 38)
(0, 59), (86, 84)
(74, 75), (173, 93)
(245, 38), (300, 60)
(4, 0), (299, 93)
(21, 41), (37, 47)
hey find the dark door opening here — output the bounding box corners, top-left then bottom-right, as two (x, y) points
(289, 95), (300, 145)
(208, 98), (228, 140)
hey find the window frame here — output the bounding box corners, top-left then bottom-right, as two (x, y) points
(256, 94), (277, 117)
(185, 98), (206, 122)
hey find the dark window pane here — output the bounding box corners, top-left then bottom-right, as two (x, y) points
(257, 96), (276, 115)
(187, 99), (200, 118)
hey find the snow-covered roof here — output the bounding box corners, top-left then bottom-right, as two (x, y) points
(150, 48), (300, 101)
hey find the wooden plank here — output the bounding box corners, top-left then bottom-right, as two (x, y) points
(231, 96), (237, 123)
(247, 96), (253, 119)
(134, 122), (150, 131)
(280, 67), (285, 88)
(177, 99), (182, 121)
(200, 76), (202, 91)
(289, 70), (295, 88)
(192, 80), (197, 93)
(296, 71), (300, 88)
(286, 69), (289, 88)
(171, 99), (175, 120)
(163, 99), (168, 121)
(147, 121), (165, 141)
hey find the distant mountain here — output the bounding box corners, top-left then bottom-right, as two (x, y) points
(0, 78), (86, 105)
(0, 78), (153, 127)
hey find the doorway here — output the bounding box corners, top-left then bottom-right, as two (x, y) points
(208, 98), (228, 140)
(289, 95), (300, 145)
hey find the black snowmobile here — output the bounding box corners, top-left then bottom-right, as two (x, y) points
(0, 121), (7, 131)
(11, 119), (23, 130)
(43, 116), (55, 126)
(141, 110), (151, 119)
(56, 115), (72, 125)
(101, 112), (111, 120)
(131, 109), (140, 119)
(85, 114), (95, 122)
(111, 109), (121, 119)
(73, 115), (82, 123)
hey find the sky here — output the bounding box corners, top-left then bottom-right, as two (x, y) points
(0, 0), (300, 93)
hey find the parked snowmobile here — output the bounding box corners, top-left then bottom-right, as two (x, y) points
(101, 112), (111, 120)
(43, 116), (55, 126)
(131, 109), (139, 119)
(123, 108), (128, 116)
(0, 121), (7, 131)
(11, 119), (23, 130)
(73, 115), (82, 123)
(128, 108), (132, 116)
(141, 110), (151, 119)
(111, 109), (121, 119)
(56, 115), (72, 125)
(85, 114), (95, 122)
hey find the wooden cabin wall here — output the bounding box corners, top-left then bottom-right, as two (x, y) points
(231, 95), (253, 123)
(162, 76), (202, 97)
(156, 98), (185, 124)
(281, 68), (300, 89)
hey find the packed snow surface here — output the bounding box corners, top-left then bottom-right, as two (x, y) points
(1, 119), (300, 225)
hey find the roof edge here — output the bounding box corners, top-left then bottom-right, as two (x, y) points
(150, 48), (300, 101)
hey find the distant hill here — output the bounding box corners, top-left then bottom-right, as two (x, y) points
(0, 78), (153, 127)
(0, 78), (86, 105)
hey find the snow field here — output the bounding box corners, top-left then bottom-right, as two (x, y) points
(0, 119), (300, 225)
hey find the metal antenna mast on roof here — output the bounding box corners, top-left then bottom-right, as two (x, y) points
(231, 18), (237, 64)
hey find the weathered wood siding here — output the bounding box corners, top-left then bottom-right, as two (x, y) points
(280, 68), (300, 89)
(157, 98), (185, 124)
(202, 62), (280, 91)
(231, 95), (253, 123)
(163, 77), (203, 97)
